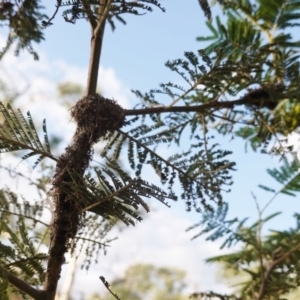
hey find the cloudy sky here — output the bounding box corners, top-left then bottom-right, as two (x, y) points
(0, 0), (299, 298)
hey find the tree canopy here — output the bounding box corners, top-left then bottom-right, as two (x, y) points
(0, 0), (300, 299)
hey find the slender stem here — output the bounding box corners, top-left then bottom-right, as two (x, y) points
(74, 236), (116, 246)
(0, 136), (58, 161)
(82, 180), (136, 212)
(100, 276), (120, 300)
(118, 129), (203, 185)
(0, 209), (49, 227)
(86, 24), (105, 96)
(86, 0), (112, 96)
(252, 193), (265, 286)
(5, 255), (48, 268)
(44, 0), (62, 27)
(95, 0), (112, 37)
(166, 79), (202, 107)
(256, 243), (300, 300)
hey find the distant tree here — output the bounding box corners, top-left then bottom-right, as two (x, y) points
(189, 158), (300, 300)
(87, 264), (187, 300)
(0, 0), (299, 300)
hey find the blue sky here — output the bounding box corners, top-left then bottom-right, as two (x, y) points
(1, 0), (299, 298)
(42, 0), (212, 90)
(37, 0), (298, 230)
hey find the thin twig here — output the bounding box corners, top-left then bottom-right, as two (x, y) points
(256, 243), (300, 300)
(82, 180), (136, 212)
(166, 79), (203, 107)
(0, 209), (49, 227)
(74, 236), (117, 246)
(99, 276), (121, 300)
(43, 0), (62, 27)
(251, 192), (265, 285)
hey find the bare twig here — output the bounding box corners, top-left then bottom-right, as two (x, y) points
(251, 192), (265, 286)
(256, 243), (300, 300)
(0, 209), (49, 227)
(42, 0), (62, 27)
(99, 276), (121, 300)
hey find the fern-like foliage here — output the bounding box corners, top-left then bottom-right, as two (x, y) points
(203, 213), (300, 299)
(125, 0), (300, 156)
(75, 216), (117, 271)
(196, 0), (300, 149)
(0, 189), (47, 292)
(63, 159), (177, 226)
(58, 0), (165, 27)
(188, 155), (300, 299)
(198, 0), (212, 22)
(189, 207), (300, 298)
(259, 156), (300, 196)
(0, 170), (120, 289)
(190, 291), (241, 300)
(0, 0), (47, 60)
(187, 156), (300, 246)
(123, 1), (300, 154)
(0, 102), (55, 167)
(100, 121), (235, 212)
(186, 202), (251, 246)
(130, 46), (281, 152)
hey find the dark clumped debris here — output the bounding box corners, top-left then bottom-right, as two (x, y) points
(50, 95), (125, 255)
(71, 94), (125, 142)
(242, 84), (285, 110)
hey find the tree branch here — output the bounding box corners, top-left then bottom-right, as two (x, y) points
(256, 243), (300, 300)
(95, 0), (112, 37)
(86, 0), (112, 96)
(124, 97), (257, 116)
(81, 0), (97, 29)
(0, 264), (46, 300)
(43, 0), (62, 27)
(43, 96), (125, 300)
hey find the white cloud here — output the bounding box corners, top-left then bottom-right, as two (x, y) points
(0, 33), (133, 154)
(0, 34), (131, 109)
